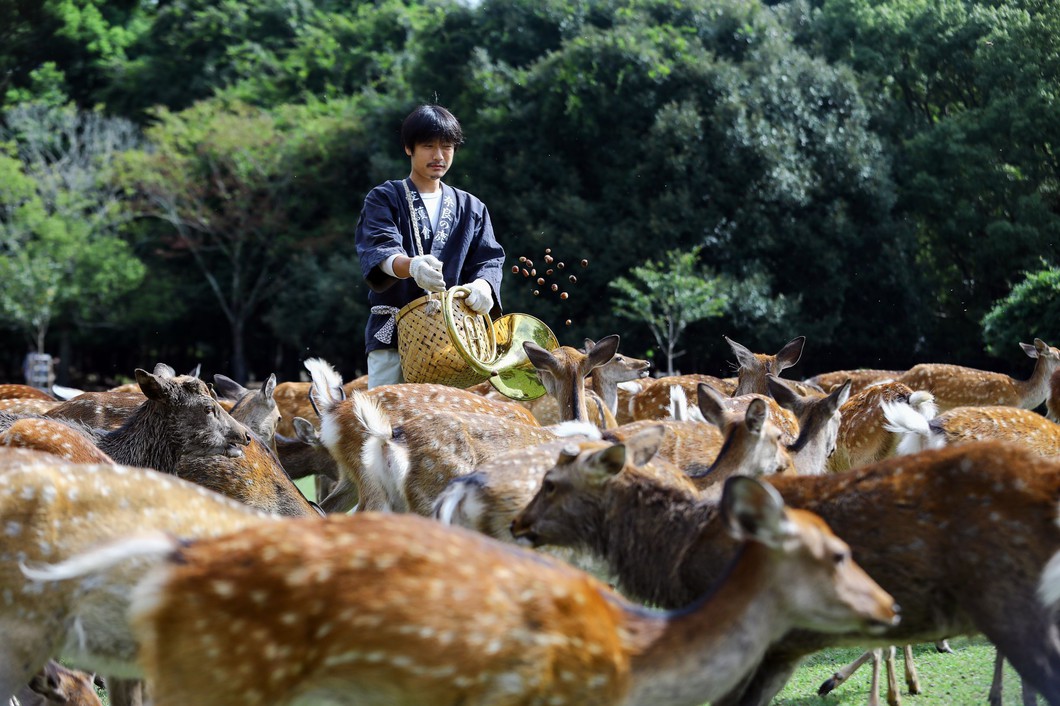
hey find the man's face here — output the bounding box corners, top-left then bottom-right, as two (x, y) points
(406, 140), (455, 183)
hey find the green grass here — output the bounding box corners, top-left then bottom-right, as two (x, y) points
(776, 637), (1028, 705)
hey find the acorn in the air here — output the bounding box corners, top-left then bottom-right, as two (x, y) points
(533, 290), (540, 296)
(581, 259), (589, 268)
(565, 319), (572, 326)
(511, 265), (520, 274)
(568, 275), (577, 284)
(551, 284), (558, 292)
(537, 278), (545, 286)
(559, 292), (569, 300)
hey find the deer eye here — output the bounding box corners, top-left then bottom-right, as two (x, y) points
(542, 480), (556, 496)
(833, 550), (848, 566)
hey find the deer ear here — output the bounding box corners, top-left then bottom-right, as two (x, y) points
(766, 374), (800, 410)
(586, 334), (620, 371)
(292, 417), (320, 445)
(829, 379), (853, 410)
(135, 369), (170, 401)
(624, 425), (665, 466)
(745, 398), (768, 434)
(523, 341), (558, 372)
(725, 335), (756, 368)
(775, 336), (806, 370)
(261, 373), (277, 400)
(721, 476), (792, 548)
(696, 383), (728, 428)
(152, 362), (177, 379)
(585, 444), (626, 480)
(1021, 341), (1039, 358)
(212, 374), (247, 401)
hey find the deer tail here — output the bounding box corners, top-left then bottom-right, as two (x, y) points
(304, 357), (345, 416)
(353, 392), (408, 512)
(881, 400), (938, 456)
(21, 532), (178, 583)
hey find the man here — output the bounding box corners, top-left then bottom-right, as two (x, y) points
(355, 104), (505, 388)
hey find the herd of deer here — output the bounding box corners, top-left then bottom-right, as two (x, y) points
(0, 332), (1058, 706)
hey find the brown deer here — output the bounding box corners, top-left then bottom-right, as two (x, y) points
(727, 335), (809, 396)
(884, 400), (1060, 457)
(630, 374), (737, 421)
(272, 375), (368, 438)
(895, 338), (1060, 412)
(209, 373), (281, 448)
(33, 476), (897, 706)
(43, 391), (145, 430)
(825, 381), (937, 473)
(0, 414), (114, 464)
(0, 399), (60, 416)
(354, 390), (596, 516)
(522, 335), (621, 426)
(305, 358), (539, 513)
(511, 439), (1060, 706)
(0, 384), (56, 401)
(804, 369), (903, 395)
(2, 460), (278, 705)
(13, 661), (102, 706)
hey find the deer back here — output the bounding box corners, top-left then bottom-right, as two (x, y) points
(0, 417), (113, 464)
(0, 461), (274, 694)
(804, 369), (903, 396)
(630, 375), (737, 421)
(0, 398), (60, 416)
(896, 338), (1060, 412)
(827, 381), (936, 473)
(0, 384), (56, 401)
(273, 377), (368, 438)
(44, 391), (145, 430)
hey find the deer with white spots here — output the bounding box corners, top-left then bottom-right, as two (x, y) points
(304, 358), (540, 513)
(2, 460), (278, 705)
(895, 338), (1060, 413)
(0, 384), (56, 402)
(0, 413), (114, 464)
(803, 369), (903, 396)
(29, 473), (897, 706)
(511, 439), (1060, 706)
(883, 399), (1060, 457)
(519, 335), (623, 429)
(628, 374), (737, 422)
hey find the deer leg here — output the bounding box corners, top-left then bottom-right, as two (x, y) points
(818, 649), (875, 695)
(885, 646), (901, 706)
(314, 474), (336, 506)
(106, 677), (143, 706)
(981, 619), (1060, 705)
(935, 639), (953, 653)
(1021, 676), (1039, 706)
(903, 644), (921, 695)
(714, 651), (802, 706)
(868, 648), (882, 706)
(989, 648), (1005, 706)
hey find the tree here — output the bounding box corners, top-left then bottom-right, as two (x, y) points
(609, 247), (728, 375)
(981, 260), (1060, 359)
(0, 102), (145, 355)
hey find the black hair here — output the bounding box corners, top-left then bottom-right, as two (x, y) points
(401, 105), (465, 151)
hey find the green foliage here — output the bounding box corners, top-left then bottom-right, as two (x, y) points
(982, 260), (1060, 357)
(0, 103), (145, 352)
(610, 246), (728, 374)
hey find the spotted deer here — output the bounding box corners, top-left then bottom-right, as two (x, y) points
(895, 338), (1060, 413)
(13, 661), (102, 706)
(0, 414), (114, 464)
(273, 376), (368, 439)
(727, 335), (810, 396)
(305, 358), (539, 513)
(629, 374), (737, 421)
(803, 369), (903, 396)
(29, 475), (897, 706)
(884, 401), (1060, 457)
(824, 381), (938, 473)
(0, 384), (56, 401)
(2, 461), (278, 704)
(511, 440), (1060, 706)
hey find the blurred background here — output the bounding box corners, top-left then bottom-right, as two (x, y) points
(1, 0), (1057, 388)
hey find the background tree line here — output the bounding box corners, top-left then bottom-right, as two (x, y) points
(0, 0), (1057, 386)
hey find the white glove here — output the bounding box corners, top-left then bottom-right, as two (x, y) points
(408, 255), (446, 292)
(463, 278), (494, 315)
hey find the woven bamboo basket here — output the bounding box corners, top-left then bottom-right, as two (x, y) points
(396, 287), (497, 388)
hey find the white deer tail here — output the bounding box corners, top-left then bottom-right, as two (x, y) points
(1039, 546), (1060, 609)
(433, 474), (486, 530)
(908, 390), (938, 420)
(21, 531), (177, 583)
(353, 392), (408, 512)
(304, 357), (345, 416)
(668, 385), (706, 423)
(881, 400), (939, 456)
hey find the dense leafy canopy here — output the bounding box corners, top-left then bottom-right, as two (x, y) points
(0, 0), (1057, 384)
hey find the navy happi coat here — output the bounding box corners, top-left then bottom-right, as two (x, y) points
(355, 179), (505, 355)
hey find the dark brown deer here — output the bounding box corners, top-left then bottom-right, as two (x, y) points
(512, 439), (1060, 705)
(13, 661), (102, 706)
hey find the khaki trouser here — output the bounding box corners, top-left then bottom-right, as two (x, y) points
(367, 348), (404, 388)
